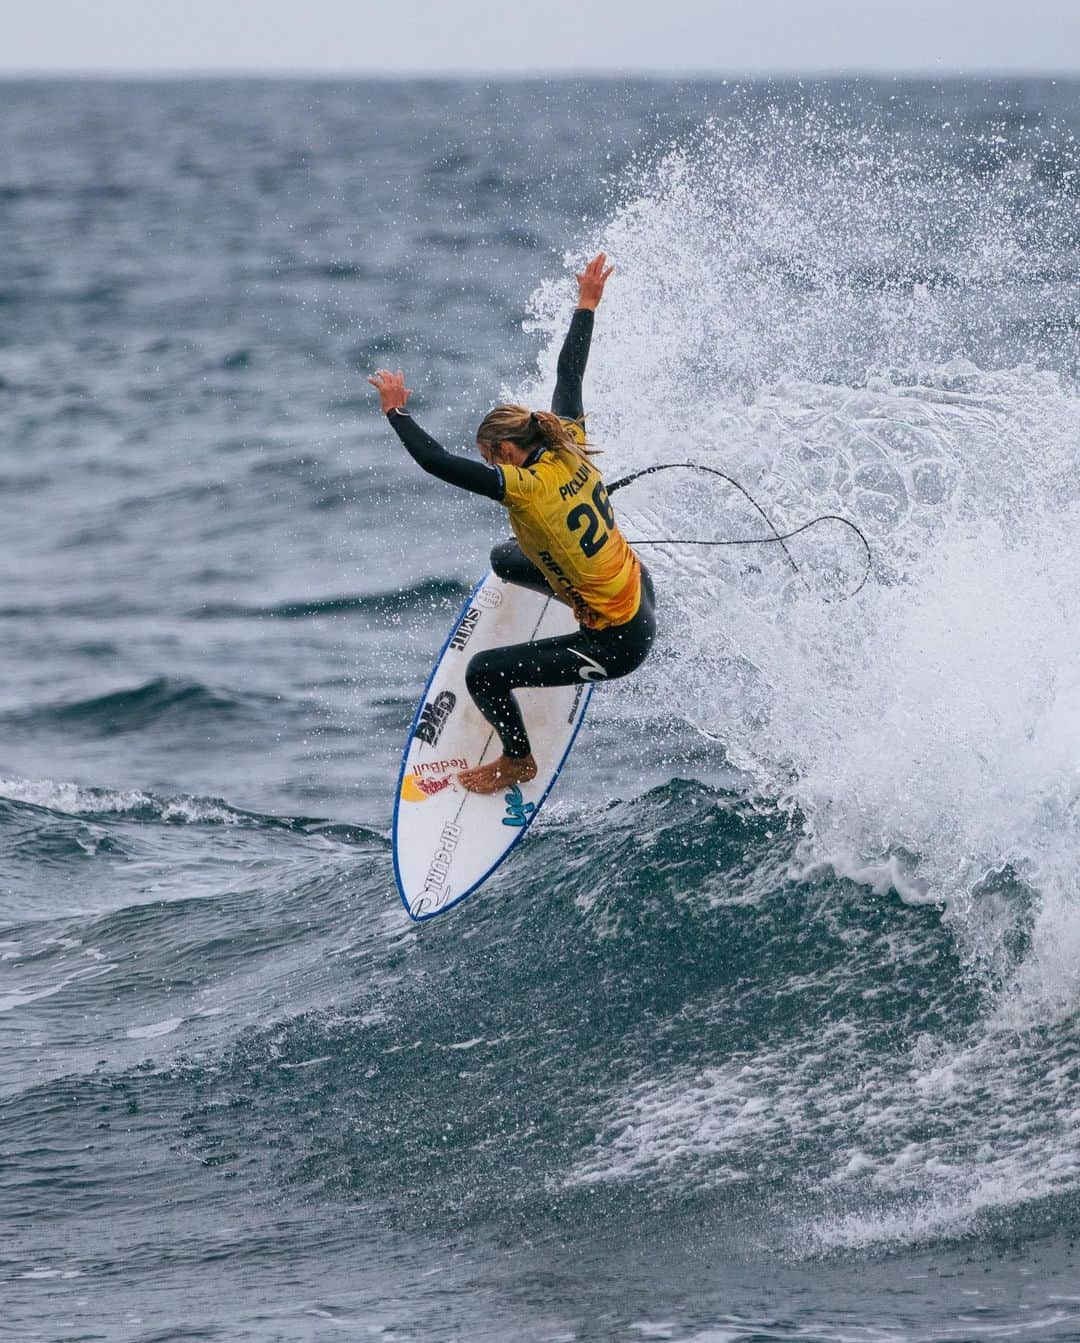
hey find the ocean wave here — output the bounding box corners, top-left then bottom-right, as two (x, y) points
(0, 773), (384, 841)
(154, 778), (1073, 1253)
(0, 677), (281, 737)
(55, 785), (963, 1234)
(0, 759), (1076, 1260)
(191, 577), (470, 620)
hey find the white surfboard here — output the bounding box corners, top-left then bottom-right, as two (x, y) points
(393, 572), (592, 921)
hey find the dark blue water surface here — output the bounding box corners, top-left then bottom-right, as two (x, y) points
(3, 78), (1080, 1342)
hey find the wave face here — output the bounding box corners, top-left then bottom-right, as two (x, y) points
(3, 78), (1080, 1343)
(523, 91), (1080, 1304)
(529, 104), (1080, 1014)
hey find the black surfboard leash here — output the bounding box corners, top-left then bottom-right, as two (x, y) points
(607, 461), (873, 600)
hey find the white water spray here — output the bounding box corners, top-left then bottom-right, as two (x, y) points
(526, 107), (1080, 1021)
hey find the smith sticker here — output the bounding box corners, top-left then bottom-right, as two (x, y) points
(449, 607), (481, 653)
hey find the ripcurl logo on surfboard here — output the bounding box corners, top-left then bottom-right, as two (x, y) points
(415, 821), (463, 912)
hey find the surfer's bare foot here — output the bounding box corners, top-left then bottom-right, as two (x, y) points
(458, 754), (538, 796)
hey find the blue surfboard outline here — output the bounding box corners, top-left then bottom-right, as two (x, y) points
(391, 571), (593, 922)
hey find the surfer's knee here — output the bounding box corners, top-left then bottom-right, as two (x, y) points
(465, 650), (498, 695)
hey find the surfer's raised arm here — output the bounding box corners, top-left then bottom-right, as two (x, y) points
(551, 251), (614, 422)
(368, 253), (614, 495)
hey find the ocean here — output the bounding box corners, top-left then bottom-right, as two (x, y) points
(2, 76), (1080, 1341)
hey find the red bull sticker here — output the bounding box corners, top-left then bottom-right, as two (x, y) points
(400, 757), (468, 803)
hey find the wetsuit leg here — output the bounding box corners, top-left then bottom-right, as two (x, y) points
(465, 567), (656, 757)
(490, 539), (553, 598)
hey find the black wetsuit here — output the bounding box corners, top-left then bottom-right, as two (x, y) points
(387, 309), (656, 759)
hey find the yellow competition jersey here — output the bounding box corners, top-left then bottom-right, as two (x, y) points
(499, 424), (641, 630)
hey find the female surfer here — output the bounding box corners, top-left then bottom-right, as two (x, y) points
(369, 253), (655, 795)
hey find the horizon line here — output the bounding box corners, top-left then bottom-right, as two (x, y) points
(1, 67), (1078, 82)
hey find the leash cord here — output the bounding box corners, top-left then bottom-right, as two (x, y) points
(607, 462), (873, 599)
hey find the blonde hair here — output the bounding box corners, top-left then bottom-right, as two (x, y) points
(476, 404), (597, 463)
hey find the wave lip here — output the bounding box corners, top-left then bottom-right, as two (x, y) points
(0, 773), (385, 844)
(0, 775), (250, 826)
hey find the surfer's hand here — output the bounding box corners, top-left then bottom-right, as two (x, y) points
(575, 252), (614, 311)
(368, 368), (412, 413)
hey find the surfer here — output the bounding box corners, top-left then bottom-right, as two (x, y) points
(369, 253), (655, 795)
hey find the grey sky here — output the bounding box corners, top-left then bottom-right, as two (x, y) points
(6, 0), (1080, 75)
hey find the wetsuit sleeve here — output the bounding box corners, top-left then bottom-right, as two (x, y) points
(385, 410), (504, 501)
(551, 307), (594, 421)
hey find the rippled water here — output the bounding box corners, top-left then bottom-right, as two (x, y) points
(3, 77), (1080, 1342)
